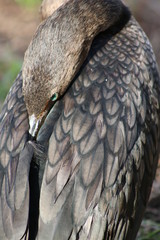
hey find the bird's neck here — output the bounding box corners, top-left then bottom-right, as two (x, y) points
(22, 0), (130, 117)
(75, 0), (128, 38)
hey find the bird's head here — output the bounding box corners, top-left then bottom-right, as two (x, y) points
(22, 0), (125, 137)
(22, 0), (92, 137)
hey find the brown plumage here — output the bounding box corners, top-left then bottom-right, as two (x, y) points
(0, 0), (160, 239)
(40, 0), (68, 20)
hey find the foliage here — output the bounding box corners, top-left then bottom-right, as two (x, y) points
(0, 52), (22, 102)
(15, 0), (41, 8)
(137, 220), (160, 240)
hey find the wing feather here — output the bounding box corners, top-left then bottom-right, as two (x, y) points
(38, 17), (160, 240)
(0, 72), (32, 239)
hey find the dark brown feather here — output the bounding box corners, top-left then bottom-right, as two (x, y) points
(0, 73), (33, 239)
(37, 16), (160, 240)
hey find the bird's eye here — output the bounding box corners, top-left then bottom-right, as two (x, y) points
(51, 93), (58, 102)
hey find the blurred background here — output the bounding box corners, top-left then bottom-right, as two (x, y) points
(0, 0), (160, 239)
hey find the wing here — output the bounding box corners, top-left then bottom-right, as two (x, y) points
(0, 72), (32, 239)
(37, 16), (160, 240)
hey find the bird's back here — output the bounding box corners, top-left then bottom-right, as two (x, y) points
(36, 14), (160, 240)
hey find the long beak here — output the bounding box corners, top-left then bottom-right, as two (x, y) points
(29, 114), (41, 137)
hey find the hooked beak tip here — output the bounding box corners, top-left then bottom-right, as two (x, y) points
(29, 114), (40, 137)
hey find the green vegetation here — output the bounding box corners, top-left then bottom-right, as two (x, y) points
(15, 0), (41, 8)
(0, 51), (22, 102)
(137, 220), (160, 240)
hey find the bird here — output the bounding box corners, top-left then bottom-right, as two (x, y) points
(0, 0), (160, 239)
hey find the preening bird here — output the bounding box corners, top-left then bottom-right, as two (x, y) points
(0, 0), (160, 239)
